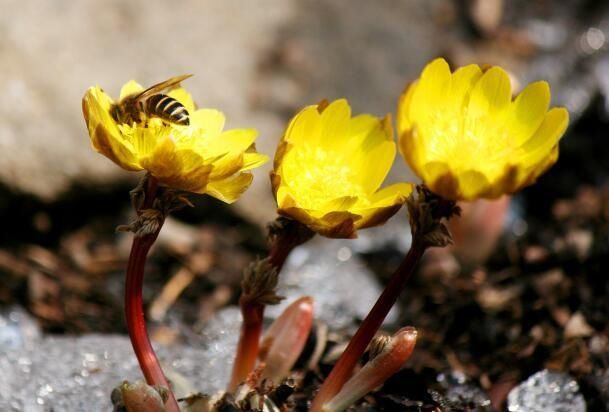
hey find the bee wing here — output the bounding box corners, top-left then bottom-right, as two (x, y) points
(135, 74), (193, 99)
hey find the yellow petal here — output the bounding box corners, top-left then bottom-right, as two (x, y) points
(213, 128), (257, 154)
(510, 81), (550, 145)
(241, 152), (269, 171)
(205, 129), (259, 179)
(119, 80), (144, 100)
(448, 64), (483, 111)
(396, 81), (417, 135)
(190, 109), (226, 137)
(272, 98), (411, 237)
(90, 123), (142, 171)
(340, 114), (384, 157)
(410, 58), (452, 125)
(318, 195), (359, 213)
(526, 144), (559, 185)
(458, 170), (492, 200)
(168, 87), (196, 114)
(467, 66), (512, 119)
(398, 126), (426, 183)
(520, 107), (568, 163)
(368, 183), (413, 206)
(318, 99), (351, 152)
(356, 131), (396, 193)
(282, 105), (323, 147)
(83, 87), (141, 171)
(83, 78), (266, 199)
(138, 135), (181, 179)
(316, 211), (359, 238)
(397, 59), (568, 201)
(352, 182), (412, 228)
(205, 172), (254, 203)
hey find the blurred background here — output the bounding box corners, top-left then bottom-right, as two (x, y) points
(2, 0), (609, 410)
(1, 0), (607, 222)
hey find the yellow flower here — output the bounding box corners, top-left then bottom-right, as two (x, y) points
(82, 80), (268, 203)
(397, 58), (569, 201)
(271, 99), (412, 238)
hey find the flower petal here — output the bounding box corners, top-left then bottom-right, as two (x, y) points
(272, 99), (407, 237)
(190, 109), (226, 138)
(205, 172), (254, 203)
(352, 115), (396, 194)
(520, 107), (568, 163)
(353, 183), (412, 229)
(467, 66), (512, 119)
(83, 87), (141, 171)
(448, 64), (483, 111)
(458, 170), (492, 200)
(319, 99), (351, 151)
(119, 80), (144, 100)
(241, 151), (269, 171)
(510, 81), (550, 145)
(410, 58), (452, 128)
(168, 87), (196, 114)
(397, 59), (567, 201)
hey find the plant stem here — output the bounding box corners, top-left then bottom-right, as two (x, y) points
(124, 177), (180, 412)
(230, 298), (265, 391)
(228, 239), (293, 391)
(310, 241), (426, 412)
(229, 218), (314, 391)
(267, 236), (293, 272)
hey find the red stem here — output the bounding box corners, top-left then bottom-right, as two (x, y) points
(124, 177), (180, 412)
(229, 301), (265, 391)
(310, 241), (426, 412)
(228, 228), (305, 390)
(267, 237), (293, 271)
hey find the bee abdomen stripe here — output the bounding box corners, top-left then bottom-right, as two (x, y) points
(170, 106), (187, 116)
(145, 94), (189, 125)
(149, 95), (171, 111)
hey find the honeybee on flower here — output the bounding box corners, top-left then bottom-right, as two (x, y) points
(82, 77), (268, 202)
(109, 74), (192, 126)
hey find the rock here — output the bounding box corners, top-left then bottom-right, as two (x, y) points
(469, 0), (504, 37)
(0, 309), (242, 412)
(266, 238), (399, 330)
(0, 0), (293, 211)
(507, 370), (586, 412)
(191, 307), (241, 393)
(436, 371), (493, 412)
(0, 0), (438, 226)
(564, 311), (595, 339)
(0, 306), (41, 352)
(349, 213), (411, 255)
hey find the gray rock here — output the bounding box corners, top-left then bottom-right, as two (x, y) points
(0, 0), (436, 225)
(350, 213), (411, 254)
(266, 238), (399, 330)
(507, 369), (586, 412)
(0, 309), (242, 412)
(0, 0), (293, 212)
(436, 371), (492, 412)
(0, 306), (41, 352)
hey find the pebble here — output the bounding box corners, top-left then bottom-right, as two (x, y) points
(266, 238), (399, 330)
(507, 370), (585, 412)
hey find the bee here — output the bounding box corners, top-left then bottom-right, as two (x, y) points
(110, 74), (193, 126)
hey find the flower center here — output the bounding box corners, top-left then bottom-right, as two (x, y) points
(282, 144), (366, 210)
(422, 108), (517, 180)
